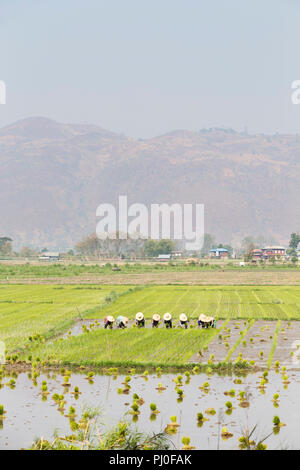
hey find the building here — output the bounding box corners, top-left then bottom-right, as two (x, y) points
(156, 254), (172, 262)
(262, 246), (286, 260)
(209, 248), (229, 259)
(251, 249), (264, 261)
(39, 252), (60, 262)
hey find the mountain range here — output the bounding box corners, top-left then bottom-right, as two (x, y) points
(1, 117), (300, 250)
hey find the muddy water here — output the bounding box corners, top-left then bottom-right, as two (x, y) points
(273, 322), (300, 367)
(0, 370), (300, 450)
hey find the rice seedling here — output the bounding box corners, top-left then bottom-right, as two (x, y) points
(130, 402), (140, 415)
(155, 383), (166, 391)
(224, 389), (235, 397)
(273, 415), (285, 428)
(165, 415), (179, 434)
(196, 412), (208, 427)
(205, 408), (216, 415)
(221, 427), (233, 440)
(181, 436), (195, 450)
(63, 376), (71, 387)
(66, 406), (77, 418)
(272, 393), (280, 407)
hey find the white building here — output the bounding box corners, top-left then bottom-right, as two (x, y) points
(39, 252), (60, 262)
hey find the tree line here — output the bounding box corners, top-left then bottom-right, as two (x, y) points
(1, 232), (299, 260)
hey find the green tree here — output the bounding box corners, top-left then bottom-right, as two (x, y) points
(288, 233), (300, 257)
(144, 239), (175, 257)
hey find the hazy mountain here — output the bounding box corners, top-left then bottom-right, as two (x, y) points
(1, 117), (300, 250)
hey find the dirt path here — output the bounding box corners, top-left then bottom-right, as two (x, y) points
(2, 270), (300, 285)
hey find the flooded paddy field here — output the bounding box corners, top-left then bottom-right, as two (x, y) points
(0, 369), (300, 450)
(45, 319), (300, 368)
(1, 284), (300, 450)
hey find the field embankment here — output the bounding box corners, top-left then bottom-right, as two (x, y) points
(1, 263), (300, 285)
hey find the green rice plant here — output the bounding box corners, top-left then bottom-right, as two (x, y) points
(131, 403), (139, 414)
(181, 436), (194, 450)
(273, 415), (280, 426)
(149, 403), (159, 414)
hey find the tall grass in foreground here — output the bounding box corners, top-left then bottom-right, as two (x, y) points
(30, 407), (171, 450)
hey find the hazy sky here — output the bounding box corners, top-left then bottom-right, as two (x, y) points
(1, 0), (300, 137)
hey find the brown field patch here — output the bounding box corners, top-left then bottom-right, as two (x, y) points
(2, 270), (300, 285)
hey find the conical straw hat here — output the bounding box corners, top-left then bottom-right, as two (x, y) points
(199, 314), (207, 322)
(136, 312), (144, 321)
(107, 315), (114, 323)
(163, 312), (172, 321)
(152, 314), (160, 322)
(122, 316), (129, 324)
(179, 313), (187, 322)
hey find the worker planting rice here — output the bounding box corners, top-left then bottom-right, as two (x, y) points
(163, 313), (172, 329)
(104, 315), (115, 329)
(198, 314), (216, 329)
(116, 316), (128, 329)
(135, 312), (145, 328)
(152, 314), (160, 328)
(179, 313), (189, 329)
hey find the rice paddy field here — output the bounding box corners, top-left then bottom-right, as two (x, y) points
(1, 284), (300, 366)
(0, 285), (128, 351)
(1, 283), (300, 449)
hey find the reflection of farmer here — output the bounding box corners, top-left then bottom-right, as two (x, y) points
(163, 313), (172, 329)
(104, 315), (115, 329)
(135, 312), (145, 328)
(179, 313), (188, 329)
(116, 316), (128, 329)
(152, 314), (160, 328)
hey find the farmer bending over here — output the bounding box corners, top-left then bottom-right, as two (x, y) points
(116, 315), (128, 329)
(104, 315), (115, 329)
(135, 312), (145, 328)
(179, 313), (188, 329)
(152, 314), (160, 328)
(163, 312), (172, 329)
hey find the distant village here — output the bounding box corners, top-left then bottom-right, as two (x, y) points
(208, 245), (296, 262)
(1, 233), (300, 263)
(38, 245), (300, 263)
